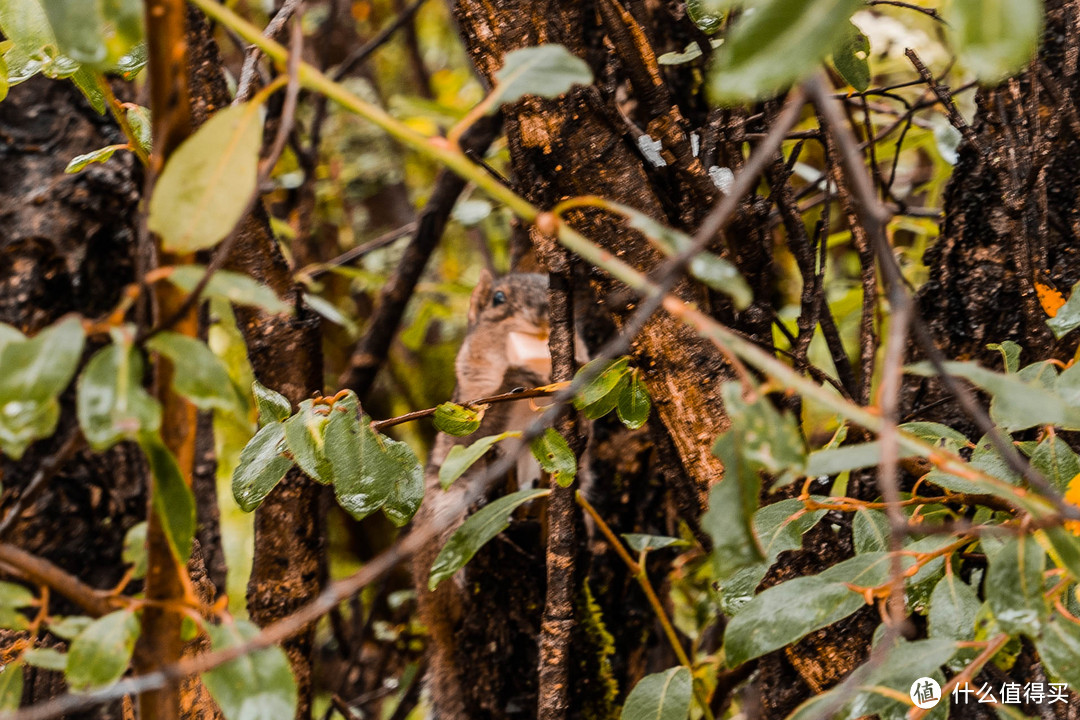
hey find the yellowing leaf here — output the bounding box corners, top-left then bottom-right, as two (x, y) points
(148, 102), (264, 253)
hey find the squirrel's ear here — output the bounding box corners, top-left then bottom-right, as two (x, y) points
(468, 268), (494, 326)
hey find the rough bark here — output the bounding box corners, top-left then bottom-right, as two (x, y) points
(0, 75), (144, 719)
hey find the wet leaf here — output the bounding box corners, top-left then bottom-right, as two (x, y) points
(929, 573), (980, 641)
(252, 380), (291, 425)
(65, 144), (124, 173)
(145, 331), (247, 419)
(284, 400), (332, 484)
(986, 534), (1046, 637)
(77, 338), (162, 451)
(616, 372), (651, 430)
(139, 433), (195, 563)
(233, 422), (292, 512)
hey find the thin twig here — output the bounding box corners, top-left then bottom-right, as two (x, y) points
(905, 48), (982, 154)
(235, 0), (304, 103)
(370, 384), (564, 431)
(0, 431), (85, 540)
(298, 222), (417, 281)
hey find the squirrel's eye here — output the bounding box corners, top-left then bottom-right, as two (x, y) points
(492, 290), (507, 307)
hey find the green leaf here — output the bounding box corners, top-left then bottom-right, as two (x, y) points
(65, 144), (124, 173)
(139, 434), (196, 563)
(145, 331), (247, 419)
(620, 666), (692, 720)
(529, 428), (577, 487)
(202, 619), (298, 720)
(723, 552), (892, 666)
(947, 0), (1043, 83)
(986, 534), (1046, 637)
(429, 488), (549, 590)
(66, 610), (140, 691)
(1048, 281), (1080, 339)
(0, 606), (28, 631)
(232, 422), (292, 512)
(40, 0), (142, 69)
(621, 534), (688, 552)
(439, 431), (520, 489)
(433, 402), (483, 436)
(77, 338), (161, 450)
(0, 581), (34, 609)
(708, 0), (865, 104)
(0, 661), (22, 711)
(0, 315), (85, 458)
(374, 432), (424, 526)
(489, 44), (593, 109)
(47, 615), (93, 640)
(166, 266), (290, 315)
(908, 360), (1080, 432)
(574, 357), (631, 410)
(929, 573), (980, 641)
(70, 66), (105, 113)
(122, 521), (147, 580)
(252, 380), (291, 425)
(1035, 613), (1080, 688)
(1030, 434), (1080, 492)
(853, 508), (890, 554)
(806, 441), (915, 477)
(705, 432), (762, 580)
(616, 372), (650, 430)
(722, 384), (806, 478)
(831, 21), (870, 92)
(987, 340), (1022, 372)
(125, 104), (151, 155)
(148, 102), (264, 253)
(283, 400), (332, 484)
(24, 647), (67, 671)
(0, 0), (75, 83)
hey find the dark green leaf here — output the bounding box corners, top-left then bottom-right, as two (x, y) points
(324, 403), (378, 520)
(252, 380), (291, 425)
(723, 552), (891, 666)
(140, 434), (195, 563)
(0, 315), (85, 458)
(77, 338), (162, 451)
(929, 573), (980, 641)
(233, 422), (292, 512)
(986, 534), (1046, 637)
(806, 441), (917, 477)
(377, 433), (424, 526)
(722, 384), (806, 479)
(831, 21), (870, 92)
(66, 610), (139, 691)
(529, 428), (577, 487)
(166, 266), (290, 315)
(0, 661), (22, 711)
(439, 431), (519, 489)
(1049, 281), (1080, 339)
(621, 534), (689, 552)
(620, 666), (692, 720)
(616, 372), (650, 430)
(708, 0), (865, 104)
(433, 402), (483, 436)
(429, 488), (549, 590)
(145, 331), (247, 419)
(947, 0), (1043, 83)
(574, 357), (631, 410)
(1036, 613), (1080, 688)
(704, 432), (763, 580)
(284, 400), (332, 484)
(898, 421), (970, 448)
(65, 144), (124, 173)
(489, 44), (593, 109)
(148, 102), (264, 253)
(202, 619), (298, 720)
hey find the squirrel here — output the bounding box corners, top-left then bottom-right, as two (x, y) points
(412, 270), (557, 720)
